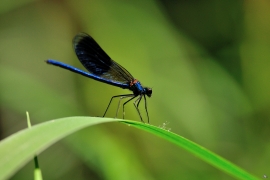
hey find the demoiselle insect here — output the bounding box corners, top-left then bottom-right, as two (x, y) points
(46, 32), (152, 123)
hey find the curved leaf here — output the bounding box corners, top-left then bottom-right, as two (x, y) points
(0, 117), (259, 180)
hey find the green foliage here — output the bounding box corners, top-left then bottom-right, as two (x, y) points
(0, 117), (259, 180)
(0, 0), (269, 179)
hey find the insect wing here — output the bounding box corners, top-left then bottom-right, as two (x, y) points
(73, 33), (134, 84)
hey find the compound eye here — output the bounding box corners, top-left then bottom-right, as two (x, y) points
(146, 88), (152, 97)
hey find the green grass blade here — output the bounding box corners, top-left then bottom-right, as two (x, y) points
(121, 120), (259, 180)
(26, 111), (43, 180)
(0, 117), (259, 180)
(0, 117), (118, 180)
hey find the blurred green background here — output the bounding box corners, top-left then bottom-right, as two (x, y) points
(0, 0), (269, 179)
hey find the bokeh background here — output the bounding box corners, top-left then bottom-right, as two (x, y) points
(0, 0), (270, 179)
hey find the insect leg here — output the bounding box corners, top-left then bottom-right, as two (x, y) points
(103, 94), (133, 118)
(122, 95), (137, 119)
(133, 95), (144, 123)
(143, 95), (150, 123)
(115, 95), (134, 118)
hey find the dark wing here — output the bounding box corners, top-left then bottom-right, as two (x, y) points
(73, 32), (134, 84)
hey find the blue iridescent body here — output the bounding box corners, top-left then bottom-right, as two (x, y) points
(46, 32), (152, 123)
(46, 60), (130, 89)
